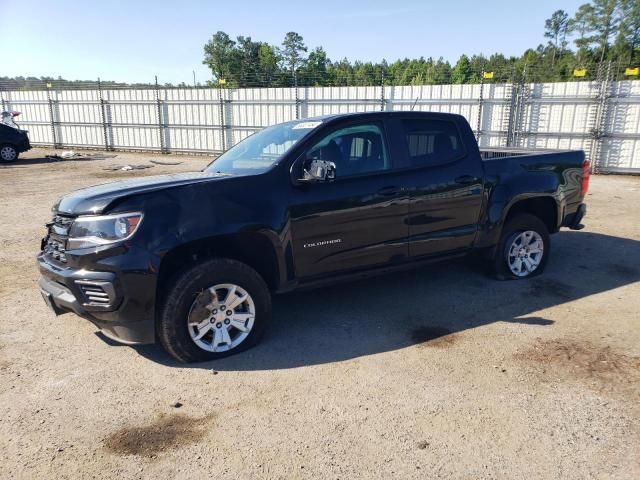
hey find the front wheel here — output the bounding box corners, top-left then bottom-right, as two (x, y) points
(0, 144), (18, 162)
(492, 213), (550, 280)
(157, 258), (271, 363)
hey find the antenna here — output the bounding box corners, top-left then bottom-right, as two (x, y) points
(410, 97), (420, 111)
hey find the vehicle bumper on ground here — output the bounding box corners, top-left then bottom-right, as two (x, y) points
(37, 251), (157, 344)
(562, 203), (587, 230)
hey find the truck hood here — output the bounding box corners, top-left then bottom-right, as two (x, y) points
(54, 171), (231, 215)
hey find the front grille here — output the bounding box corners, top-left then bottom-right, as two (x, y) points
(43, 236), (67, 263)
(75, 280), (116, 308)
(42, 214), (75, 264)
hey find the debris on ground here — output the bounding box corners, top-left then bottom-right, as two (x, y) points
(45, 152), (118, 161)
(150, 159), (184, 166)
(170, 401), (183, 408)
(102, 164), (154, 171)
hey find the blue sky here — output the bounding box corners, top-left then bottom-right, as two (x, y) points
(0, 0), (585, 84)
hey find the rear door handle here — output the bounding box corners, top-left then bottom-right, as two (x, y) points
(378, 186), (401, 196)
(455, 175), (477, 185)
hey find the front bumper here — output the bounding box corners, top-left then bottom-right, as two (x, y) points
(37, 250), (157, 344)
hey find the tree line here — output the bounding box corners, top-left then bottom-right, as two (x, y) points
(202, 0), (639, 87)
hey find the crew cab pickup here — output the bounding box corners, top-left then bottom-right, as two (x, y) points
(37, 112), (589, 362)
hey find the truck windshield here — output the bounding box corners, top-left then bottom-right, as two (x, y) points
(205, 120), (322, 175)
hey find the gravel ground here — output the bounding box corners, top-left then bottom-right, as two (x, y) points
(1, 148), (639, 479)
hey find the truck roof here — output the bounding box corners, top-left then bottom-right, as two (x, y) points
(303, 111), (467, 123)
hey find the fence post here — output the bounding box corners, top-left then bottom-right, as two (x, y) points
(591, 61), (614, 173)
(46, 86), (59, 149)
(294, 70), (300, 120)
(380, 72), (386, 111)
(218, 83), (226, 152)
(97, 78), (110, 151)
(513, 64), (530, 148)
(476, 75), (484, 143)
(154, 76), (166, 154)
(504, 69), (518, 147)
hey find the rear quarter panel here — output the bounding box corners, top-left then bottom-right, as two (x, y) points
(476, 150), (586, 248)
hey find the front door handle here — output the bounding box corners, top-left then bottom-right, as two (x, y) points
(378, 186), (400, 196)
(455, 175), (477, 185)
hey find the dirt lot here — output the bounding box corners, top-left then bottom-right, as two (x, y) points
(1, 148), (639, 479)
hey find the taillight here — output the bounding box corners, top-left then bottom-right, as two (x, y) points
(581, 160), (590, 196)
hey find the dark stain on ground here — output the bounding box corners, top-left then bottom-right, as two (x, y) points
(529, 278), (574, 299)
(103, 413), (215, 457)
(411, 326), (459, 348)
(516, 338), (640, 398)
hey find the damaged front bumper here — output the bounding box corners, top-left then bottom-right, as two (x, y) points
(37, 251), (157, 345)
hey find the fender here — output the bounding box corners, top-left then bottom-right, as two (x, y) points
(475, 166), (563, 249)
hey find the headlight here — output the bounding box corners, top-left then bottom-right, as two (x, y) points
(67, 212), (143, 250)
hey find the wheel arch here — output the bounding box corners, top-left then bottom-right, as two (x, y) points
(156, 231), (282, 305)
(503, 195), (560, 234)
(477, 193), (560, 257)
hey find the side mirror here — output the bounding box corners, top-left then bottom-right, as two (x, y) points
(301, 159), (336, 183)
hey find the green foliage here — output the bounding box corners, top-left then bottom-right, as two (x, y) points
(281, 32), (308, 79)
(545, 10), (570, 66)
(197, 3), (640, 88)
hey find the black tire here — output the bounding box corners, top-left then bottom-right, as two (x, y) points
(157, 258), (271, 363)
(491, 213), (550, 280)
(0, 144), (19, 162)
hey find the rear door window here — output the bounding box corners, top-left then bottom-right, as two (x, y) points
(401, 119), (465, 167)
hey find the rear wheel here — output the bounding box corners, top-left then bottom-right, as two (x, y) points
(157, 258), (271, 363)
(492, 213), (550, 280)
(0, 145), (18, 162)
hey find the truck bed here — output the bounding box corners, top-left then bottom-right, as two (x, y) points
(479, 147), (577, 161)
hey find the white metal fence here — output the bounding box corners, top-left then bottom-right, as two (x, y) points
(2, 80), (639, 173)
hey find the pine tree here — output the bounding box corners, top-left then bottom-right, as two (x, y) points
(545, 10), (570, 66)
(281, 32), (308, 85)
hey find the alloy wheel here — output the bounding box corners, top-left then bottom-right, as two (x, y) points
(187, 283), (256, 352)
(0, 146), (17, 162)
(506, 230), (544, 277)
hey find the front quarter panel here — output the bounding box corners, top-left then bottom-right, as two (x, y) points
(109, 171), (290, 281)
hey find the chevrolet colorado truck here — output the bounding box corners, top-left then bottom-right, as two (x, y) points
(37, 112), (589, 362)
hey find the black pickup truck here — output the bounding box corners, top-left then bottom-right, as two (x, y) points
(37, 112), (588, 362)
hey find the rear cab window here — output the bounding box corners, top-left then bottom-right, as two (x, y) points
(401, 118), (466, 167)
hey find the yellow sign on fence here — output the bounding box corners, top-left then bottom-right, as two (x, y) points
(482, 71), (494, 79)
(573, 69), (587, 77)
(625, 67), (639, 76)
(218, 78), (227, 85)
